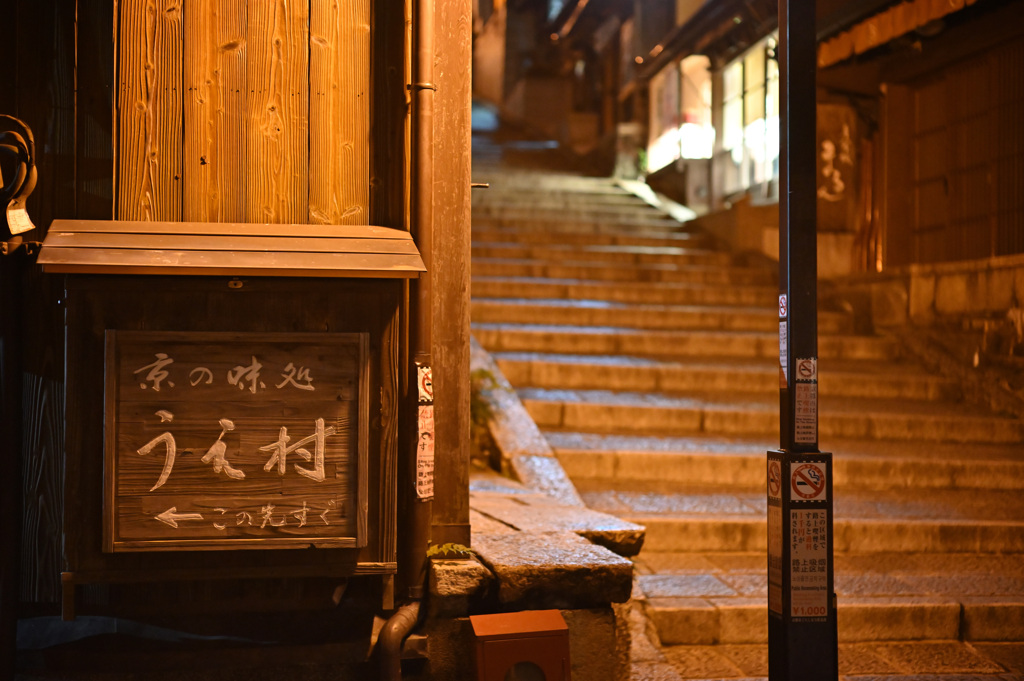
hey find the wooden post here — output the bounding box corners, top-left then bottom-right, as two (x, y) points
(430, 0), (472, 549)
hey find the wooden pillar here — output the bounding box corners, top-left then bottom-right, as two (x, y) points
(430, 0), (472, 548)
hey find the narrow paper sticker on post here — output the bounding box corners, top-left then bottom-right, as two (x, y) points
(779, 321), (788, 383)
(416, 404), (435, 499)
(794, 382), (817, 443)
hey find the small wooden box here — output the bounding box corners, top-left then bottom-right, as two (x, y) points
(471, 610), (570, 681)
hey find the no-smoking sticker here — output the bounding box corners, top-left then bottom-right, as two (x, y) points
(768, 460), (782, 499)
(791, 462), (827, 501)
(417, 364), (433, 404)
(779, 294), (788, 318)
(796, 358), (817, 382)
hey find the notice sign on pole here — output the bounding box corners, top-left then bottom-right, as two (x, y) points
(104, 331), (369, 552)
(767, 451), (835, 624)
(767, 456), (784, 615)
(790, 509), (829, 618)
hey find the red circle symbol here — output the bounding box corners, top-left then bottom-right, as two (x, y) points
(791, 463), (825, 499)
(768, 461), (782, 497)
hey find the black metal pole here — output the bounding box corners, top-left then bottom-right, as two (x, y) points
(768, 0), (839, 678)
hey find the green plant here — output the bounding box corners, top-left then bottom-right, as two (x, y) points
(427, 542), (475, 559)
(468, 368), (503, 467)
(470, 368), (499, 428)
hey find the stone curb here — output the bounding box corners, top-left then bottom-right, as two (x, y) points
(459, 336), (645, 617)
(470, 334), (585, 507)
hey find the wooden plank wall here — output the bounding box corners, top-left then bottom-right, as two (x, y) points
(116, 0), (371, 225)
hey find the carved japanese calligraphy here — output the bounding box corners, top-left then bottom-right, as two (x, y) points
(105, 331), (368, 552)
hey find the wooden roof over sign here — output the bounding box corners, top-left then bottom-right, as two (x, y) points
(38, 220), (426, 278)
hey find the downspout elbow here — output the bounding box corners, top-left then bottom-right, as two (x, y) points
(379, 601), (422, 681)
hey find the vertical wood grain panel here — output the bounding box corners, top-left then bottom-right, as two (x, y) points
(182, 0), (245, 219)
(309, 0), (371, 225)
(21, 374), (65, 604)
(157, 0), (184, 220)
(218, 1), (247, 222)
(430, 0), (472, 547)
(116, 0), (148, 219)
(245, 0), (309, 224)
(380, 293), (400, 561)
(183, 0), (246, 222)
(183, 0), (214, 221)
(117, 0), (183, 221)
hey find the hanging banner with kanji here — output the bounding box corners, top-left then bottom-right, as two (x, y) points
(104, 331), (369, 552)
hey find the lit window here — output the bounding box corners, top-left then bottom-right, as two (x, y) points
(718, 35), (780, 196)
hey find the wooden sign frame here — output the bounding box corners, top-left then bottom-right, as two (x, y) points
(103, 330), (369, 552)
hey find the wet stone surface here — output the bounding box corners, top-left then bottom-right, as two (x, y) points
(470, 531), (633, 608)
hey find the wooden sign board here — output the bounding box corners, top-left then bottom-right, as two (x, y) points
(104, 331), (369, 552)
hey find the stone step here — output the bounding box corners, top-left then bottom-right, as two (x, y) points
(472, 214), (684, 233)
(519, 388), (1023, 444)
(648, 640), (1023, 678)
(636, 552), (1024, 645)
(548, 432), (1024, 491)
(634, 513), (1024, 555)
(472, 199), (664, 216)
(472, 177), (626, 194)
(578, 482), (1024, 553)
(471, 242), (734, 267)
(473, 277), (775, 307)
(473, 299), (851, 334)
(473, 258), (776, 286)
(473, 323), (899, 361)
(472, 226), (713, 249)
(491, 352), (955, 400)
(472, 182), (634, 197)
(473, 188), (632, 201)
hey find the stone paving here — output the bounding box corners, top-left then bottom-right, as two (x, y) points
(470, 101), (1024, 680)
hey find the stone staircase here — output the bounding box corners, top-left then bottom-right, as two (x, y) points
(469, 168), (1024, 671)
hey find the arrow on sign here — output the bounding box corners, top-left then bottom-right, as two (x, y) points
(156, 507), (205, 528)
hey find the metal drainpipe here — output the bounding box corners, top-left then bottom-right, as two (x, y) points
(382, 0), (435, 677)
(402, 0), (434, 601)
(379, 601), (422, 681)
